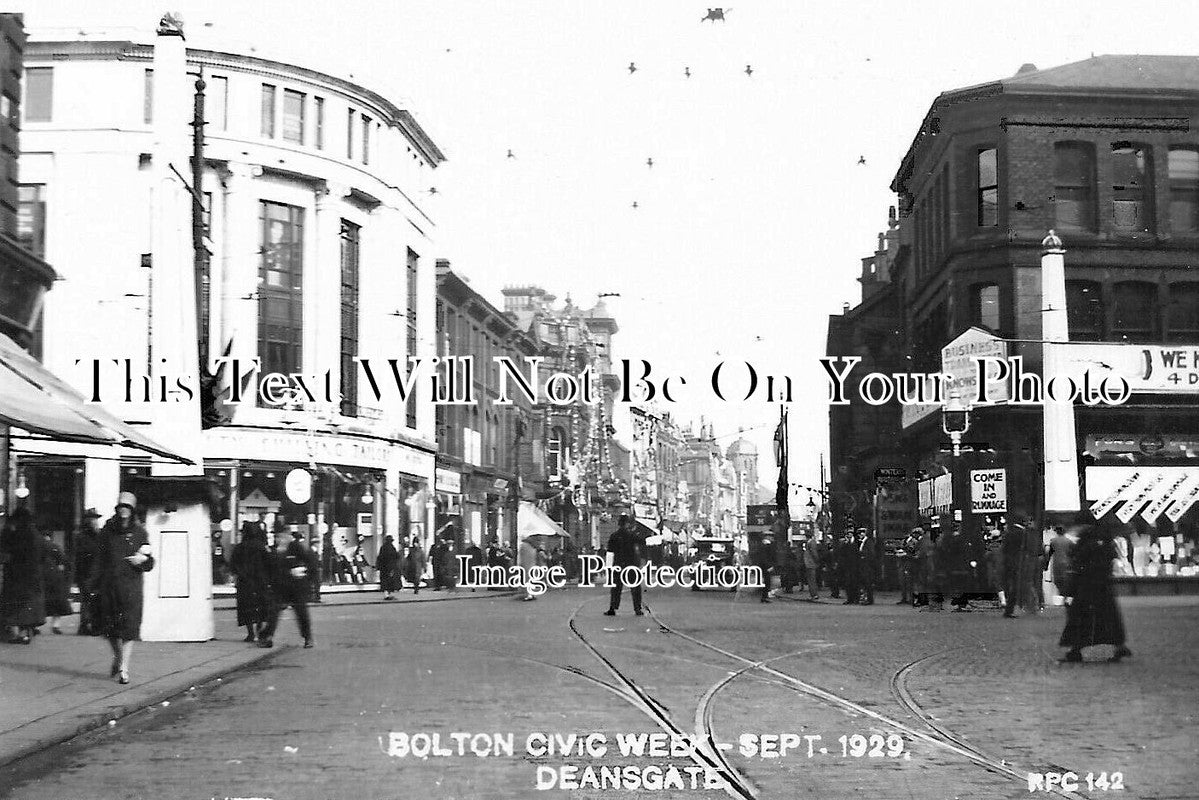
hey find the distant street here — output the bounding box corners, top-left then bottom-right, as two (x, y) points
(2, 588), (1193, 800)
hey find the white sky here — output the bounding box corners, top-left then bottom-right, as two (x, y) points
(18, 0), (1199, 500)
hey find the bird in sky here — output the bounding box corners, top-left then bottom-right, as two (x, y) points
(628, 62), (637, 74)
(426, 187), (439, 194)
(701, 8), (729, 23)
(857, 155), (867, 165)
(507, 149), (516, 159)
(684, 66), (691, 78)
(646, 157), (654, 168)
(744, 64), (754, 77)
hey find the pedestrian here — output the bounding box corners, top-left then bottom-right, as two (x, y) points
(1, 508), (45, 643)
(75, 508), (103, 635)
(1045, 525), (1075, 602)
(462, 540), (484, 592)
(376, 535), (401, 600)
(750, 522), (782, 603)
(1001, 513), (1025, 618)
(1059, 521), (1131, 663)
(428, 537), (447, 590)
(403, 536), (426, 594)
(838, 531), (860, 604)
(604, 515), (644, 616)
(229, 526), (272, 641)
(802, 535), (821, 600)
(822, 536), (840, 598)
(779, 542), (800, 594)
(919, 527), (943, 611)
(259, 531), (315, 649)
(939, 525), (972, 612)
(89, 492), (154, 683)
(40, 530), (72, 634)
(856, 529), (878, 605)
(896, 527), (921, 605)
(1023, 516), (1046, 613)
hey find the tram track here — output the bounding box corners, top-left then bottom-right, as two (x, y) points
(647, 605), (1090, 799)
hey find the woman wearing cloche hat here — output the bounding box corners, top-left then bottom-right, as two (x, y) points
(87, 491), (154, 684)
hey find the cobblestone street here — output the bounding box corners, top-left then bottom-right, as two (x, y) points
(1, 588), (1193, 800)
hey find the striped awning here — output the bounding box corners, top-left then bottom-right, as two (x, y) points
(1085, 466), (1199, 524)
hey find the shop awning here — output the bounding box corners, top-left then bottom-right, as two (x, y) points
(517, 500), (568, 542)
(0, 333), (192, 464)
(1086, 465), (1199, 524)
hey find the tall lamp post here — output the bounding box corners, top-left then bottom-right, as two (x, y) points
(942, 389), (971, 526)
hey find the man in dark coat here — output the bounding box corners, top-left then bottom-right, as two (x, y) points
(259, 532), (316, 649)
(230, 527), (272, 640)
(40, 531), (72, 634)
(1059, 522), (1130, 663)
(838, 532), (860, 604)
(1, 507), (45, 643)
(376, 536), (401, 599)
(857, 528), (879, 605)
(403, 536), (427, 593)
(89, 492), (154, 683)
(821, 536), (840, 598)
(802, 535), (821, 600)
(428, 538), (448, 590)
(1001, 514), (1026, 617)
(604, 516), (644, 616)
(462, 540), (484, 591)
(75, 509), (102, 635)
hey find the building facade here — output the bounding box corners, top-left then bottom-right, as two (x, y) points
(19, 29), (445, 575)
(829, 56), (1199, 587)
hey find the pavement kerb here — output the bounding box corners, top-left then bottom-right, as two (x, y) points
(0, 643), (281, 772)
(213, 589), (519, 611)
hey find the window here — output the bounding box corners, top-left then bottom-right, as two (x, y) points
(1066, 280), (1104, 340)
(969, 283), (1000, 331)
(406, 248), (419, 428)
(1167, 283), (1199, 343)
(207, 75), (227, 131)
(1168, 147), (1199, 233)
(143, 69), (154, 124)
(313, 97), (325, 149)
(346, 108), (356, 160)
(16, 185), (46, 258)
(24, 67), (52, 122)
(977, 148), (998, 226)
(1111, 281), (1157, 342)
(1053, 142), (1095, 230)
(260, 84), (276, 138)
(547, 427), (566, 478)
(339, 220), (360, 416)
(282, 89), (305, 145)
(361, 115), (371, 164)
(1, 94), (16, 127)
(1111, 142), (1151, 230)
(258, 201), (304, 378)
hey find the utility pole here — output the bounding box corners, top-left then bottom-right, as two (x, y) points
(1040, 231), (1081, 525)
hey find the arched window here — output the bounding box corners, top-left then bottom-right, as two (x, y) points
(1111, 142), (1152, 230)
(1111, 281), (1158, 342)
(1066, 280), (1104, 341)
(1168, 147), (1199, 233)
(1167, 283), (1199, 343)
(1054, 142), (1096, 231)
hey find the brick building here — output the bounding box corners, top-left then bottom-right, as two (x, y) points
(830, 56), (1199, 587)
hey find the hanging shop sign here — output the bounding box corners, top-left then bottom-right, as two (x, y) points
(1085, 466), (1199, 522)
(1064, 344), (1199, 394)
(284, 468), (312, 505)
(917, 474), (952, 517)
(969, 469), (1007, 514)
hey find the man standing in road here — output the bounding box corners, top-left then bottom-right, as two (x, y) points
(839, 531), (860, 604)
(604, 516), (643, 616)
(1002, 512), (1030, 618)
(259, 531), (316, 649)
(857, 528), (878, 605)
(802, 534), (821, 600)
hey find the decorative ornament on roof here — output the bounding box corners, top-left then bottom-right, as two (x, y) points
(157, 11), (185, 36)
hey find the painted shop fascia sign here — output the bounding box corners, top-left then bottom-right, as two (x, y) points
(204, 427), (432, 476)
(1065, 344), (1199, 394)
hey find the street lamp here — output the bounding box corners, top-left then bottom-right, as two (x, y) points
(942, 389), (971, 458)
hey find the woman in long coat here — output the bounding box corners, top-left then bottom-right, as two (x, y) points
(40, 531), (73, 634)
(229, 528), (272, 641)
(0, 507), (45, 643)
(89, 492), (154, 684)
(1059, 523), (1130, 663)
(376, 536), (401, 599)
(403, 537), (426, 594)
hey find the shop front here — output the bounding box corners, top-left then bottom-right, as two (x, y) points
(202, 426), (434, 585)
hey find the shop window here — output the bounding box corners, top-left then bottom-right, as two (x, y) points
(977, 148), (998, 227)
(406, 248), (419, 428)
(282, 89), (305, 145)
(1111, 142), (1151, 230)
(1053, 142), (1096, 231)
(547, 427), (565, 478)
(1110, 281), (1158, 342)
(260, 83), (276, 138)
(1168, 147), (1199, 233)
(24, 67), (52, 122)
(1166, 282), (1199, 343)
(1066, 280), (1104, 340)
(207, 75), (228, 132)
(969, 282), (1000, 332)
(313, 96), (325, 149)
(258, 201), (304, 378)
(340, 220), (360, 416)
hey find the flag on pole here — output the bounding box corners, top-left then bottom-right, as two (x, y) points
(774, 407), (789, 519)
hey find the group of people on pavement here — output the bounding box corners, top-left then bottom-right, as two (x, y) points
(0, 492), (155, 684)
(228, 524), (318, 649)
(771, 526), (882, 605)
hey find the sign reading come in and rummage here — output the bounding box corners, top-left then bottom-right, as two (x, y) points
(970, 468), (1007, 514)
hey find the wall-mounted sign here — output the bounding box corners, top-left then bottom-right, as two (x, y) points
(435, 468), (461, 494)
(284, 468), (312, 505)
(1085, 466), (1199, 523)
(941, 327), (1011, 404)
(1065, 344), (1199, 394)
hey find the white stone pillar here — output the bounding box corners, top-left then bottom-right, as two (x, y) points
(218, 162), (261, 419)
(1041, 231), (1080, 515)
(311, 183), (348, 394)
